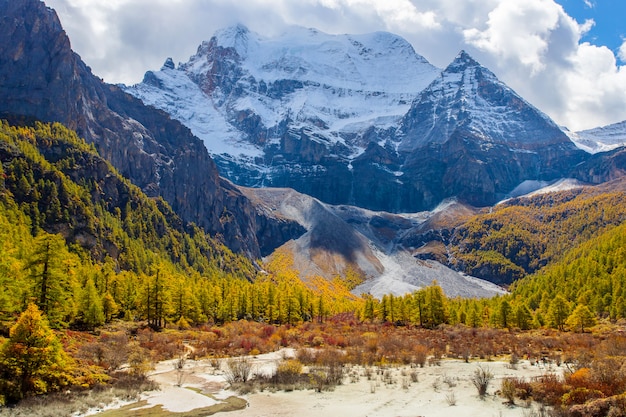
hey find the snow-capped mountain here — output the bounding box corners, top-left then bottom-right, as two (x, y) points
(398, 51), (569, 152)
(125, 25), (586, 213)
(565, 120), (626, 154)
(397, 51), (586, 207)
(125, 24), (439, 185)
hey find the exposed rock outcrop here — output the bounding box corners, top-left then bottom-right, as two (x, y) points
(0, 0), (262, 257)
(126, 28), (592, 213)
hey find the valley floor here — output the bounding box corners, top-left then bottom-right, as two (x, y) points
(88, 349), (561, 417)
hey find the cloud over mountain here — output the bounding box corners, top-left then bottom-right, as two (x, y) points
(47, 0), (626, 131)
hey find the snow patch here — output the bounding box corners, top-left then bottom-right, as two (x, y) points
(123, 25), (440, 171)
(565, 120), (626, 154)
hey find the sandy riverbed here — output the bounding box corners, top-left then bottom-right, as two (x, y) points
(87, 349), (563, 417)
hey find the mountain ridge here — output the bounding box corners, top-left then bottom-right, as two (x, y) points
(126, 25), (594, 213)
(0, 0), (265, 258)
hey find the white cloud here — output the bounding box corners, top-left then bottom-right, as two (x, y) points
(619, 39), (626, 62)
(46, 0), (626, 131)
(345, 0), (441, 31)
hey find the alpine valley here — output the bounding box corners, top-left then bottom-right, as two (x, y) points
(2, 0), (626, 298)
(122, 21), (626, 294)
(4, 0), (626, 414)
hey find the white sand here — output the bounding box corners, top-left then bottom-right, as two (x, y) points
(131, 349), (562, 417)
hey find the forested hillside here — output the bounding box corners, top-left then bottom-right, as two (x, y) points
(0, 121), (356, 331)
(0, 120), (250, 328)
(510, 219), (626, 323)
(449, 185), (626, 284)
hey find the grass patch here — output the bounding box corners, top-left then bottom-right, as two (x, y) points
(96, 396), (247, 417)
(0, 374), (158, 417)
(184, 387), (218, 400)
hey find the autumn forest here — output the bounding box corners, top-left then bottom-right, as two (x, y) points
(0, 121), (625, 415)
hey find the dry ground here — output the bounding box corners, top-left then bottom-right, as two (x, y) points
(82, 349), (563, 417)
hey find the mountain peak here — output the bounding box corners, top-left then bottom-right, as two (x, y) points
(446, 50), (488, 75)
(400, 47), (570, 151)
(454, 49), (475, 62)
(212, 23), (254, 57)
(162, 57), (175, 70)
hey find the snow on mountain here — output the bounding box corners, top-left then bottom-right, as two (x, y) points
(125, 24), (440, 164)
(129, 59), (260, 159)
(125, 26), (587, 214)
(500, 178), (585, 203)
(398, 51), (567, 153)
(565, 120), (626, 154)
(241, 186), (505, 298)
(207, 24), (436, 92)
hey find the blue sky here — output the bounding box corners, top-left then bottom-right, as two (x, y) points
(47, 0), (626, 131)
(556, 0), (625, 59)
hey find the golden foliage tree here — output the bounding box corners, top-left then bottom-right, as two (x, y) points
(0, 304), (74, 404)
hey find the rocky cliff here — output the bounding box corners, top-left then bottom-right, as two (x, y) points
(0, 0), (264, 257)
(126, 26), (593, 212)
(125, 25), (442, 212)
(396, 51), (587, 207)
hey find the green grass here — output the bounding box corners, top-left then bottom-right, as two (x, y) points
(95, 396), (247, 417)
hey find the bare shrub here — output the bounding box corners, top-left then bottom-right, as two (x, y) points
(409, 370), (419, 383)
(442, 374), (457, 388)
(209, 356), (221, 371)
(508, 377), (533, 401)
(461, 345), (472, 363)
(501, 377), (517, 405)
(274, 359), (303, 385)
(471, 364), (493, 398)
(432, 377), (442, 392)
(445, 390), (457, 406)
(78, 331), (130, 371)
(348, 368), (360, 383)
(428, 356), (441, 367)
(224, 357), (254, 384)
(174, 354), (188, 387)
(522, 404), (552, 417)
(383, 369), (394, 385)
(530, 373), (566, 406)
(413, 344), (429, 368)
(401, 377), (410, 390)
(316, 348), (345, 386)
(296, 348), (317, 365)
(309, 366), (343, 392)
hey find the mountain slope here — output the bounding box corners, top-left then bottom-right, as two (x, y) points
(125, 25), (442, 211)
(126, 29), (590, 212)
(127, 25), (439, 161)
(397, 51), (587, 208)
(0, 0), (261, 257)
(448, 178), (626, 284)
(0, 120), (255, 278)
(240, 187), (505, 298)
(511, 217), (626, 319)
(566, 119), (626, 154)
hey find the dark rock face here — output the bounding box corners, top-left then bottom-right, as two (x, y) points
(129, 27), (595, 213)
(395, 51), (588, 208)
(0, 0), (262, 258)
(255, 49), (591, 212)
(570, 146), (626, 184)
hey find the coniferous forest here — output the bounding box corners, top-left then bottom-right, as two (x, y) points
(0, 120), (625, 416)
